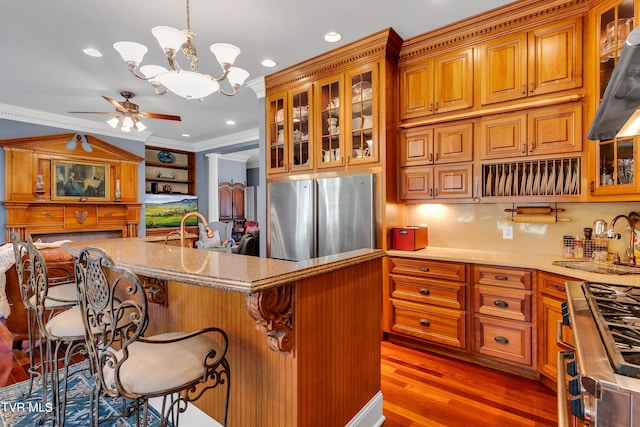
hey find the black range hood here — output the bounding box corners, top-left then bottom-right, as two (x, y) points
(587, 26), (640, 141)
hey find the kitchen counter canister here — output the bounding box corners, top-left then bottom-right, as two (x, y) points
(386, 247), (640, 287)
(62, 238), (387, 427)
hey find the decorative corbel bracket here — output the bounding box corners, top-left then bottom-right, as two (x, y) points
(246, 284), (293, 353)
(140, 276), (168, 306)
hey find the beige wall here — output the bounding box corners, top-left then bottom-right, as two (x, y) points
(407, 202), (640, 257)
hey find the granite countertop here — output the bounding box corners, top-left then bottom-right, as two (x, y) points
(63, 238), (386, 294)
(386, 247), (640, 286)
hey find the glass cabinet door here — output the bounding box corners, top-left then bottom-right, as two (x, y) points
(289, 86), (313, 171)
(267, 94), (287, 174)
(347, 66), (378, 164)
(592, 0), (637, 196)
(318, 77), (343, 168)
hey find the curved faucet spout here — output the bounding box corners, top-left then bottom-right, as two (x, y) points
(180, 212), (212, 248)
(608, 214), (637, 265)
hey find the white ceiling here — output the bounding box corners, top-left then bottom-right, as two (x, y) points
(0, 0), (515, 153)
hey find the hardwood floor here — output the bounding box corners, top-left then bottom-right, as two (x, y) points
(1, 320), (557, 426)
(381, 341), (558, 426)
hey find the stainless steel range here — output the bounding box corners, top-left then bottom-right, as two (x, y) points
(559, 280), (640, 426)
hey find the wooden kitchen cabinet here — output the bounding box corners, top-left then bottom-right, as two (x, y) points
(400, 163), (472, 201)
(480, 103), (582, 160)
(266, 85), (314, 175)
(400, 47), (473, 120)
(473, 265), (535, 368)
(587, 0), (640, 199)
(537, 271), (574, 390)
(388, 257), (468, 350)
(400, 121), (473, 166)
(479, 17), (582, 105)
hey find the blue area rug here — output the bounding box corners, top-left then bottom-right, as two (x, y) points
(0, 361), (165, 426)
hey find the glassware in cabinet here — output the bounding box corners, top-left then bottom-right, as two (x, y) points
(318, 77), (343, 167)
(591, 0), (638, 196)
(268, 95), (287, 173)
(290, 88), (312, 170)
(348, 67), (377, 164)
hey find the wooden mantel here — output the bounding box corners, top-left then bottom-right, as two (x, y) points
(0, 133), (143, 240)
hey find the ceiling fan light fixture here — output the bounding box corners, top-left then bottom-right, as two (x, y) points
(107, 116), (120, 128)
(113, 0), (247, 100)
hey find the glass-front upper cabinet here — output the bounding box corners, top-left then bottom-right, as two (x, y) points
(267, 93), (287, 175)
(347, 65), (378, 164)
(266, 85), (313, 174)
(318, 76), (344, 168)
(592, 0), (638, 196)
(289, 86), (313, 172)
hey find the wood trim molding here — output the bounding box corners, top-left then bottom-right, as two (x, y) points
(246, 284), (294, 353)
(398, 0), (590, 64)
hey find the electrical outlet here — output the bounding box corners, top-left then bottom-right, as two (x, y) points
(503, 224), (514, 240)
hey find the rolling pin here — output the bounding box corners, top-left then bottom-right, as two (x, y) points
(503, 215), (570, 223)
(504, 207), (563, 215)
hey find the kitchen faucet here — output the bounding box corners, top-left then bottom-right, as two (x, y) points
(606, 212), (640, 265)
(180, 212), (213, 248)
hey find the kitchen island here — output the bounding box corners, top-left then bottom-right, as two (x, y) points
(63, 238), (386, 427)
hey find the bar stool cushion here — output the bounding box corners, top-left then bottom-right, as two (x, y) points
(29, 282), (77, 309)
(103, 332), (223, 395)
(44, 306), (86, 338)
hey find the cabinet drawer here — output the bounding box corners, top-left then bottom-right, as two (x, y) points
(474, 265), (532, 290)
(475, 316), (532, 366)
(26, 206), (64, 225)
(539, 271), (572, 300)
(64, 206), (97, 229)
(390, 274), (465, 309)
(391, 299), (466, 349)
(389, 257), (466, 281)
(474, 285), (531, 321)
(97, 206), (127, 224)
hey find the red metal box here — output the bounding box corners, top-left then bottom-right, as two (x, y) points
(392, 227), (428, 250)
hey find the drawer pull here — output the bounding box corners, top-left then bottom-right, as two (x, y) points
(419, 267), (430, 272)
(494, 336), (509, 345)
(494, 300), (509, 308)
(419, 319), (430, 327)
(418, 288), (430, 296)
(494, 275), (509, 281)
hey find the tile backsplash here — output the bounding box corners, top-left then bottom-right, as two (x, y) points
(407, 202), (640, 257)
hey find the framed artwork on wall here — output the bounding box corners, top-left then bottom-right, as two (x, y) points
(52, 160), (110, 201)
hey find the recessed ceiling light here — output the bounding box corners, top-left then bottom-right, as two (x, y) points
(83, 48), (103, 57)
(261, 59), (277, 68)
(226, 120), (236, 125)
(323, 32), (342, 43)
(182, 133), (190, 137)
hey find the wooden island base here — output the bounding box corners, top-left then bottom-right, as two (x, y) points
(62, 239), (386, 427)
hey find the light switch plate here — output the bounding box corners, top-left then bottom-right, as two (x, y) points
(503, 224), (513, 239)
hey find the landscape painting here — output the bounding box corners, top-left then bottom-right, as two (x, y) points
(145, 194), (198, 228)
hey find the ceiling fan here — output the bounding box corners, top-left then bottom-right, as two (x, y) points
(69, 91), (181, 132)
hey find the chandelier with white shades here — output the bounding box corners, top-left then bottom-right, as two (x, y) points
(113, 0), (249, 100)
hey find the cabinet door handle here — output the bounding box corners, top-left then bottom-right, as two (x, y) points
(494, 300), (509, 308)
(434, 152), (439, 162)
(529, 82), (534, 93)
(434, 188), (439, 197)
(419, 319), (431, 327)
(494, 275), (508, 281)
(494, 336), (509, 345)
(419, 288), (431, 295)
(429, 153), (433, 162)
(434, 102), (439, 112)
(429, 188), (433, 197)
(521, 84), (527, 95)
(521, 144), (526, 154)
(418, 267), (430, 272)
(429, 102), (433, 113)
(529, 142), (534, 153)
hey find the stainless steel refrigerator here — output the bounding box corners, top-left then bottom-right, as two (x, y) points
(269, 174), (376, 261)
